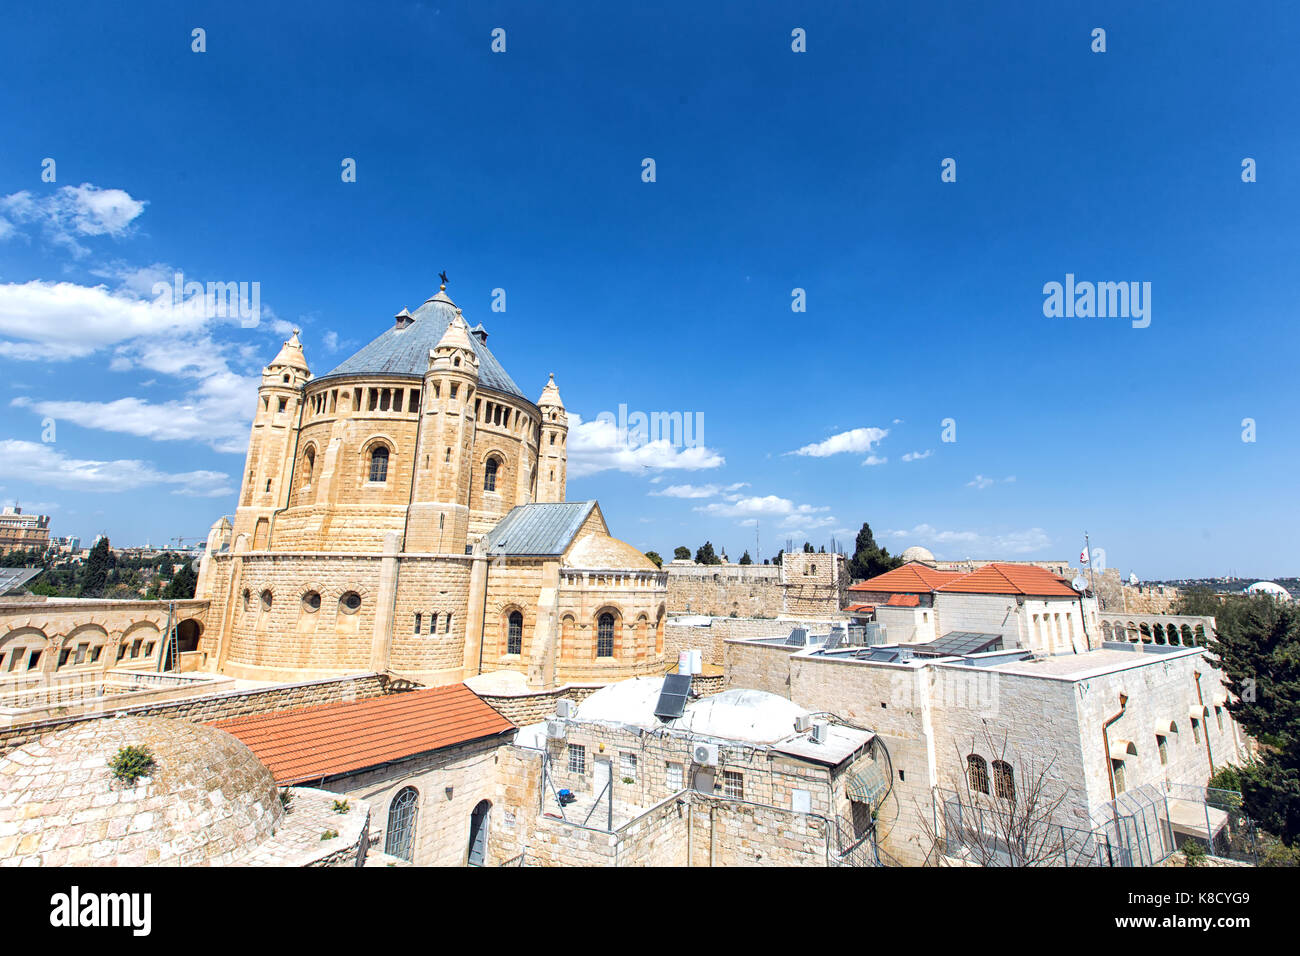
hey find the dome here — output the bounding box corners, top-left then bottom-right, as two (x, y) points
(317, 289), (526, 399)
(901, 546), (936, 565)
(0, 716), (282, 866)
(674, 689), (809, 744)
(575, 676), (665, 729)
(565, 533), (658, 571)
(1246, 581), (1291, 601)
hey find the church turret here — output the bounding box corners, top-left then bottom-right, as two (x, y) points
(406, 290), (481, 551)
(231, 330), (310, 551)
(536, 373), (568, 503)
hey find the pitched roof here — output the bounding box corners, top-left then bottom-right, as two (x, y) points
(209, 685), (514, 784)
(848, 561), (963, 593)
(484, 501), (598, 556)
(317, 291), (526, 399)
(885, 593), (921, 607)
(937, 562), (1080, 597)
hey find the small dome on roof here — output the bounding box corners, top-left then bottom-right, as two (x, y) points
(0, 716), (282, 866)
(901, 546), (936, 564)
(575, 676), (665, 728)
(565, 533), (657, 571)
(675, 689), (809, 744)
(1246, 581), (1292, 601)
(268, 329), (309, 373)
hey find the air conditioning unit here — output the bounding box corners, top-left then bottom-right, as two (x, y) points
(693, 743), (719, 767)
(545, 720), (566, 740)
(810, 722), (828, 744)
(794, 714), (813, 733)
(555, 699), (576, 718)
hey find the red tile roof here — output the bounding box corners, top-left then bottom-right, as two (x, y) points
(844, 603), (876, 613)
(848, 562), (964, 593)
(210, 684), (515, 784)
(885, 593), (921, 607)
(937, 562), (1080, 597)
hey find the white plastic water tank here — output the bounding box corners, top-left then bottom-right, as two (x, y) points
(690, 649), (702, 675)
(678, 651), (692, 674)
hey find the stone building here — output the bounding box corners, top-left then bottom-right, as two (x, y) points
(0, 506), (50, 556)
(195, 283), (668, 689)
(664, 550), (848, 618)
(212, 683), (515, 866)
(491, 676), (882, 866)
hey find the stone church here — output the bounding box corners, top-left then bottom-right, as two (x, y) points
(195, 283), (668, 689)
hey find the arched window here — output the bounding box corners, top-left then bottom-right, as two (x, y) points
(597, 613), (615, 658)
(384, 787), (419, 862)
(467, 800), (491, 866)
(967, 755), (989, 795)
(368, 445), (389, 483)
(484, 457), (499, 492)
(992, 760), (1015, 800)
(302, 446), (315, 485)
(507, 611), (523, 655)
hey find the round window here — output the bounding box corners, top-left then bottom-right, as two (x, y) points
(340, 591), (362, 614)
(303, 591), (321, 612)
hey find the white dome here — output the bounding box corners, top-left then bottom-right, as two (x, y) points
(1246, 581), (1292, 601)
(674, 689), (809, 744)
(574, 676), (665, 728)
(901, 546), (936, 564)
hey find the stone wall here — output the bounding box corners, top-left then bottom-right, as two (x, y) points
(665, 564), (783, 617)
(0, 672), (389, 756)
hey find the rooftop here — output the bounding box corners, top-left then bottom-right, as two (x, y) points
(936, 562), (1079, 597)
(484, 501), (598, 557)
(211, 684), (515, 784)
(848, 561), (962, 593)
(317, 289), (527, 399)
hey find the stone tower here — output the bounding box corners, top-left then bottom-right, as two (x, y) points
(535, 373), (568, 503)
(231, 331), (309, 551)
(406, 298), (480, 552)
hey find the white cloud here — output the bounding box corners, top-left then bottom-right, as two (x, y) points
(650, 481), (749, 499)
(694, 494), (833, 532)
(902, 450), (932, 462)
(0, 184), (147, 256)
(567, 413), (725, 478)
(884, 523), (1052, 556)
(967, 474), (994, 489)
(862, 455), (887, 466)
(0, 440), (232, 496)
(787, 426), (888, 458)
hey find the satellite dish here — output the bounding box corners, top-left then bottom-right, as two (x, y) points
(1071, 575), (1088, 592)
(1129, 572), (1138, 586)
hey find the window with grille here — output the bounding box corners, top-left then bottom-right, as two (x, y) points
(568, 745), (585, 774)
(723, 770), (743, 800)
(992, 760), (1014, 800)
(620, 752), (637, 782)
(369, 446), (389, 482)
(666, 762), (683, 791)
(484, 457), (499, 491)
(507, 611), (523, 655)
(597, 613), (615, 657)
(967, 755), (989, 794)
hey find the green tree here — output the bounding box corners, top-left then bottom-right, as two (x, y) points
(643, 550), (663, 569)
(848, 521), (903, 580)
(163, 561), (198, 599)
(695, 541), (720, 565)
(1208, 598), (1300, 846)
(738, 551), (752, 565)
(673, 546), (691, 561)
(772, 549), (783, 566)
(803, 541), (814, 553)
(80, 538), (113, 597)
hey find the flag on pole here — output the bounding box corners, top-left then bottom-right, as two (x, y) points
(1080, 546), (1089, 564)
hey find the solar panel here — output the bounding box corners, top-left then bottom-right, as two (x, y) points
(0, 568), (41, 595)
(823, 628), (843, 651)
(784, 627), (808, 647)
(654, 673), (693, 721)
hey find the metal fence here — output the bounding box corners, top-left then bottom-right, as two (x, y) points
(934, 781), (1257, 867)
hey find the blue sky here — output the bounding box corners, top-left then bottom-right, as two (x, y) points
(1, 1), (1296, 578)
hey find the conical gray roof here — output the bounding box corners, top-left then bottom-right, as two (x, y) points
(317, 291), (525, 399)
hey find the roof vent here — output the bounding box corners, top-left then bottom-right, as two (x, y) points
(394, 308), (414, 330)
(469, 323), (489, 344)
